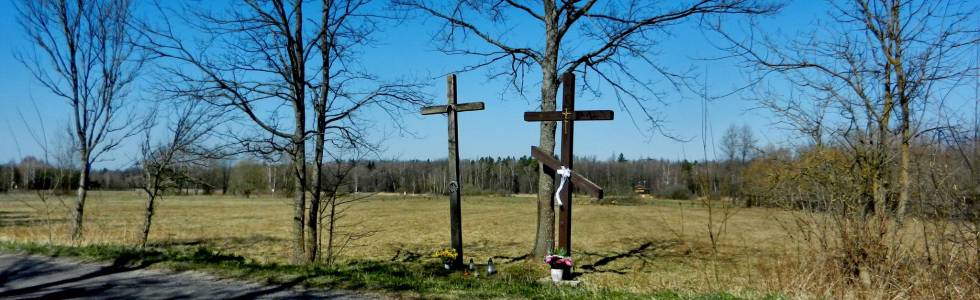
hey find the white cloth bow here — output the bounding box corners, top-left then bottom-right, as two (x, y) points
(555, 166), (571, 207)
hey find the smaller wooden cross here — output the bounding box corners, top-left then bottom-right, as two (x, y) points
(524, 72), (613, 259)
(420, 74), (484, 270)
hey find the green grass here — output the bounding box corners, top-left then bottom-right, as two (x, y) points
(0, 241), (783, 299)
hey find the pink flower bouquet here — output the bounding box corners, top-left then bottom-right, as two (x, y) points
(544, 254), (573, 269)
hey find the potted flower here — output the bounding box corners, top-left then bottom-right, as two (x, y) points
(432, 248), (457, 270)
(544, 248), (572, 281)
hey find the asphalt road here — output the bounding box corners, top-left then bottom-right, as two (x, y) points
(0, 254), (377, 299)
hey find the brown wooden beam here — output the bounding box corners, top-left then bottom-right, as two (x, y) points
(530, 146), (604, 199)
(421, 102), (485, 115)
(421, 105), (449, 115)
(572, 110), (614, 120)
(454, 102), (484, 112)
(523, 110), (614, 122)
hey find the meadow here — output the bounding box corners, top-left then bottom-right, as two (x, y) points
(2, 191), (965, 299)
(0, 191), (795, 294)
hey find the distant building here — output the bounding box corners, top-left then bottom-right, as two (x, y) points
(633, 180), (649, 194)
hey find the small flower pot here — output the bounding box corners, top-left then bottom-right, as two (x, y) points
(550, 268), (564, 282)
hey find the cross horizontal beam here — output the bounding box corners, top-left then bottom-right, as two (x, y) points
(530, 146), (604, 199)
(421, 102), (485, 115)
(523, 110), (613, 122)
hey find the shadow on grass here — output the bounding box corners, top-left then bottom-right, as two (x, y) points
(389, 248), (423, 262)
(492, 253), (531, 263)
(577, 241), (678, 276)
(0, 211), (65, 227)
(149, 235), (285, 248)
(0, 242), (782, 300)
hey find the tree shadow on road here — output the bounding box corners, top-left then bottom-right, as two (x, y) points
(0, 252), (162, 298)
(3, 247), (350, 299)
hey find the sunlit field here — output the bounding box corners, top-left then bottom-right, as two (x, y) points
(0, 191), (799, 294)
(0, 191), (977, 298)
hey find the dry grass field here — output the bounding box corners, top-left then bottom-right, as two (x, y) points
(4, 191), (972, 299)
(0, 191), (792, 295)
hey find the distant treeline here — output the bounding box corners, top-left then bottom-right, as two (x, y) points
(347, 155), (701, 198)
(4, 138), (975, 210)
(0, 154), (718, 200)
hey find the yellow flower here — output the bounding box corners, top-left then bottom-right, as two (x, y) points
(431, 248), (457, 260)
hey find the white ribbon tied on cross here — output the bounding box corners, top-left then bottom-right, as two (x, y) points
(554, 166), (571, 207)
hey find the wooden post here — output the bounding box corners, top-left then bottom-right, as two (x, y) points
(420, 74), (484, 270)
(558, 72), (575, 256)
(446, 74), (464, 270)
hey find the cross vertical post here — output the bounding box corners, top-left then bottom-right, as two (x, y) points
(558, 72), (575, 256)
(420, 74), (484, 270)
(446, 74), (463, 270)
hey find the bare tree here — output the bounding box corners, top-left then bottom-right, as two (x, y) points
(136, 101), (223, 248)
(316, 150), (378, 265)
(719, 0), (978, 223)
(719, 123), (755, 205)
(716, 0), (979, 290)
(139, 0), (425, 262)
(720, 125), (739, 162)
(737, 124), (756, 163)
(398, 0), (779, 258)
(16, 0), (144, 242)
(308, 0), (419, 264)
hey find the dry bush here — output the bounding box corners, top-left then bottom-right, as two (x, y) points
(751, 147), (980, 299)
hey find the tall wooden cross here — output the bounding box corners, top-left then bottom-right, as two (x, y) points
(524, 73), (613, 258)
(420, 74), (484, 270)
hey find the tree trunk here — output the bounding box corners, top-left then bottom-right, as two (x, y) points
(309, 142), (323, 263)
(291, 135), (308, 262)
(896, 122), (910, 225)
(140, 184), (158, 248)
(308, 83), (325, 263)
(326, 197), (337, 265)
(290, 0), (309, 264)
(871, 63), (894, 218)
(71, 153), (90, 243)
(307, 0), (333, 263)
(307, 82), (325, 264)
(532, 0), (559, 259)
(221, 165), (229, 195)
(894, 19), (910, 226)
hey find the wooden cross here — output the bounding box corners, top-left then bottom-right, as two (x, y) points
(420, 74), (484, 270)
(524, 72), (613, 258)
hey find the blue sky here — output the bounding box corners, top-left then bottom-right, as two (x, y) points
(1, 1), (971, 169)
